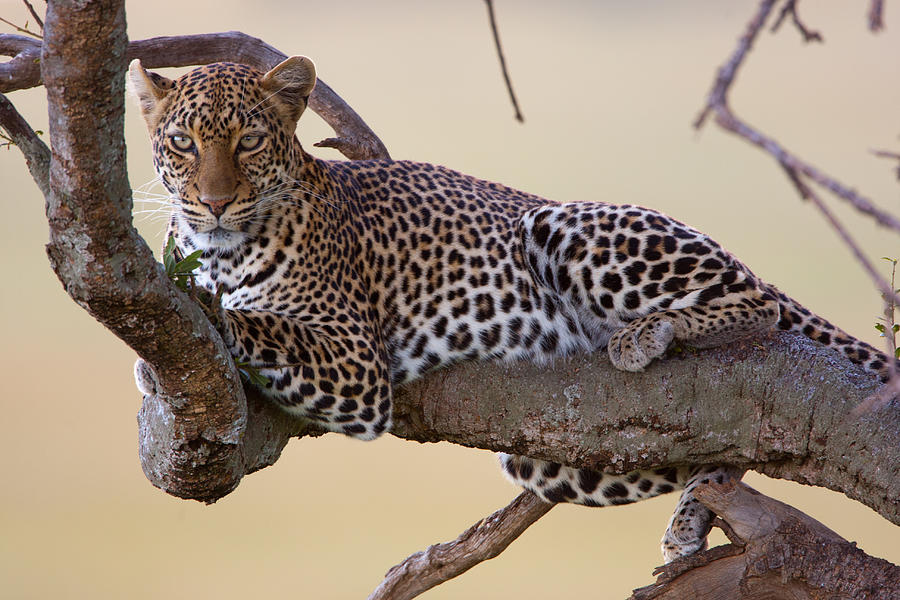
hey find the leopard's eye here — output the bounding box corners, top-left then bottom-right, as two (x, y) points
(169, 134), (195, 152)
(238, 135), (263, 152)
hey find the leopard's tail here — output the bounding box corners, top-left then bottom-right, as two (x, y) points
(763, 283), (898, 382)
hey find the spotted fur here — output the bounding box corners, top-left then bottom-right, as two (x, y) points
(128, 57), (897, 563)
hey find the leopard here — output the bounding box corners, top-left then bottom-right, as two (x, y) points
(127, 55), (897, 564)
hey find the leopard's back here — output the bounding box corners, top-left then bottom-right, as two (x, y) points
(337, 160), (595, 383)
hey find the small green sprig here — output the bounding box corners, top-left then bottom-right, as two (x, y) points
(235, 360), (272, 387)
(162, 235), (203, 292)
(162, 236), (270, 383)
(875, 257), (900, 359)
(0, 129), (43, 150)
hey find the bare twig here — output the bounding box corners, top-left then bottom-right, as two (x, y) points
(693, 0), (776, 130)
(880, 259), (898, 356)
(869, 0), (886, 32)
(779, 163), (900, 361)
(694, 0), (900, 376)
(770, 0), (823, 42)
(872, 148), (900, 181)
(484, 0), (524, 123)
(22, 0), (43, 30)
(695, 1), (900, 234)
(777, 164), (893, 300)
(0, 15), (41, 39)
(367, 491), (553, 600)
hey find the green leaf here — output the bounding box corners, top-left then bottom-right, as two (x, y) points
(164, 235), (175, 257)
(236, 360), (271, 387)
(162, 237), (203, 293)
(895, 348), (900, 359)
(875, 323), (886, 334)
(173, 250), (203, 277)
(893, 324), (900, 333)
(162, 236), (177, 277)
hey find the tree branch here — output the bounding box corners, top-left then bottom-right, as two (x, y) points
(22, 0), (43, 32)
(0, 92), (49, 195)
(40, 1), (249, 501)
(0, 34), (41, 90)
(367, 491), (553, 600)
(0, 31), (389, 160)
(770, 0), (823, 42)
(145, 330), (900, 534)
(869, 0), (886, 32)
(632, 481), (900, 599)
(694, 0), (900, 235)
(484, 0), (524, 123)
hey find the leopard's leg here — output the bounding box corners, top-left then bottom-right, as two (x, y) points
(660, 465), (744, 562)
(219, 308), (393, 440)
(502, 456), (741, 562)
(499, 454), (690, 507)
(608, 282), (779, 372)
(518, 204), (781, 373)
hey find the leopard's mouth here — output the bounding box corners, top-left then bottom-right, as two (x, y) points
(185, 221), (249, 252)
(208, 226), (233, 239)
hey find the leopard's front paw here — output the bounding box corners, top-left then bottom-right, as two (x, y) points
(607, 315), (675, 372)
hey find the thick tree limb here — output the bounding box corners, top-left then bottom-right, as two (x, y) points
(0, 31), (389, 160)
(147, 329), (900, 534)
(40, 1), (249, 501)
(390, 334), (899, 527)
(631, 481), (900, 599)
(367, 491), (553, 600)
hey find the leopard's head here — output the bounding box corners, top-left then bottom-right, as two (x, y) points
(128, 56), (316, 252)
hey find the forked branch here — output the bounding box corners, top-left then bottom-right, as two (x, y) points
(694, 0), (900, 388)
(695, 1), (900, 233)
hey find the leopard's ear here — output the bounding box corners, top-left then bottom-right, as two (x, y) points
(127, 59), (175, 131)
(260, 56), (317, 123)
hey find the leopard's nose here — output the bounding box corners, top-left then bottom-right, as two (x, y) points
(199, 195), (232, 217)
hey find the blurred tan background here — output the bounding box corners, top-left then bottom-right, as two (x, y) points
(2, 1), (899, 598)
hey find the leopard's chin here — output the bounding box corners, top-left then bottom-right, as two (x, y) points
(191, 226), (249, 252)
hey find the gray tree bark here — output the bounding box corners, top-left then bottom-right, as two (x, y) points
(1, 2), (897, 597)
